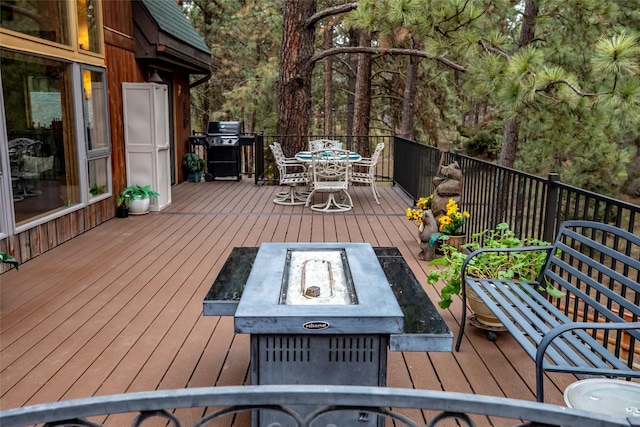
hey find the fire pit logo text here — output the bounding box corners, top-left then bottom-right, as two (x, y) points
(302, 321), (331, 331)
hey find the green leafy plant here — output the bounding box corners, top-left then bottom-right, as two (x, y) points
(427, 223), (564, 309)
(117, 185), (159, 207)
(89, 184), (107, 196)
(1, 252), (19, 270)
(182, 152), (206, 172)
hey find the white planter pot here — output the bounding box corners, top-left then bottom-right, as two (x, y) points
(467, 286), (504, 327)
(129, 196), (150, 215)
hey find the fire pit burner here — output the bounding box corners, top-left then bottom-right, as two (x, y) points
(280, 248), (357, 305)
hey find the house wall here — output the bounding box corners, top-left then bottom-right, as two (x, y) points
(1, 0), (198, 272)
(103, 0), (143, 194)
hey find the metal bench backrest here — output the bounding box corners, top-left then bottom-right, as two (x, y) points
(543, 221), (640, 356)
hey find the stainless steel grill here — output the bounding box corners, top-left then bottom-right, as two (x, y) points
(205, 121), (242, 180)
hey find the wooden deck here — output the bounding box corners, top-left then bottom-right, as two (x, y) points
(0, 179), (575, 424)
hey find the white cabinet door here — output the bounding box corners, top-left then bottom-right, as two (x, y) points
(122, 83), (171, 211)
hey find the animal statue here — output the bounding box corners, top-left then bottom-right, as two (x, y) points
(418, 209), (439, 261)
(431, 161), (463, 220)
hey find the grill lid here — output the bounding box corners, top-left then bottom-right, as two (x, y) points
(206, 121), (243, 136)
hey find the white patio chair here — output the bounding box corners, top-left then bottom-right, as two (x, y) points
(9, 138), (52, 198)
(270, 142), (310, 206)
(349, 142), (384, 204)
(308, 139), (343, 151)
(305, 149), (353, 212)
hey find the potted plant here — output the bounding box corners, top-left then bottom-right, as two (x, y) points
(119, 185), (159, 215)
(89, 184), (107, 198)
(1, 252), (19, 271)
(427, 223), (564, 318)
(116, 193), (129, 218)
(433, 198), (470, 251)
(182, 152), (206, 182)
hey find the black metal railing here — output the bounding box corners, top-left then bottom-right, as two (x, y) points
(393, 136), (640, 242)
(0, 385), (634, 427)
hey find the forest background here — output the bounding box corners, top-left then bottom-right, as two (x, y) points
(180, 0), (640, 200)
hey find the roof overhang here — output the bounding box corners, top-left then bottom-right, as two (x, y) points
(133, 0), (210, 75)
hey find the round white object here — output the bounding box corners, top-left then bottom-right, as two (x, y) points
(564, 378), (640, 418)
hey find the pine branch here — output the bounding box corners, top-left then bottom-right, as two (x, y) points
(309, 46), (467, 72)
(304, 3), (358, 29)
(478, 38), (510, 58)
(535, 80), (599, 97)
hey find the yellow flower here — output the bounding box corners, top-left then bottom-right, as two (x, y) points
(438, 199), (470, 235)
(406, 208), (412, 219)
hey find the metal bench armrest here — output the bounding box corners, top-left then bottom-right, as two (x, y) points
(535, 321), (640, 401)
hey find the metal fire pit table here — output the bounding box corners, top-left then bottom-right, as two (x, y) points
(204, 243), (452, 427)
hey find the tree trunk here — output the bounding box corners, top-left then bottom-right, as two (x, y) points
(498, 0), (538, 168)
(277, 0), (317, 153)
(323, 4), (333, 136)
(346, 28), (358, 138)
(494, 0), (538, 225)
(352, 29), (372, 155)
(401, 47), (419, 140)
(499, 115), (519, 166)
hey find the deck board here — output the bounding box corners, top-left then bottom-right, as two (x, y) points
(0, 179), (570, 424)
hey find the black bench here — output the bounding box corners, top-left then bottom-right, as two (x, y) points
(456, 220), (640, 402)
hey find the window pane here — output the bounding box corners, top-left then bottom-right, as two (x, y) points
(88, 156), (109, 199)
(77, 0), (99, 53)
(82, 68), (109, 152)
(1, 50), (79, 226)
(0, 0), (70, 45)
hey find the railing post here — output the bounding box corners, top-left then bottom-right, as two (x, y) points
(543, 173), (560, 242)
(255, 132), (264, 185)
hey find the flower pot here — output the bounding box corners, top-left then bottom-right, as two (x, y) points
(129, 196), (150, 215)
(116, 206), (129, 218)
(467, 286), (504, 327)
(446, 235), (466, 252)
(187, 171), (203, 182)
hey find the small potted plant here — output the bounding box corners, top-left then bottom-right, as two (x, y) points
(427, 223), (564, 317)
(89, 184), (107, 198)
(119, 185), (159, 215)
(434, 198), (470, 250)
(182, 152), (206, 182)
(116, 193), (130, 218)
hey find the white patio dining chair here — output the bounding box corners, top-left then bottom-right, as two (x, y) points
(305, 149), (353, 212)
(308, 139), (343, 151)
(9, 138), (53, 198)
(349, 142), (384, 204)
(270, 142), (310, 206)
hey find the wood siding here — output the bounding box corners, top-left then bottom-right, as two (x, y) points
(0, 198), (114, 272)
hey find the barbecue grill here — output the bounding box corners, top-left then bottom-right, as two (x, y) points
(206, 121), (242, 181)
(187, 121), (243, 181)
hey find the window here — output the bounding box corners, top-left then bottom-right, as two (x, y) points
(76, 0), (100, 53)
(0, 0), (70, 46)
(1, 49), (79, 226)
(82, 66), (110, 200)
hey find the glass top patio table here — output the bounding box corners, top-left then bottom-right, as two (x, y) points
(294, 151), (362, 162)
